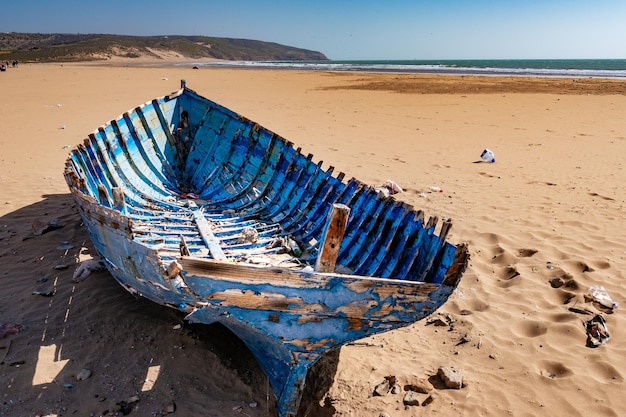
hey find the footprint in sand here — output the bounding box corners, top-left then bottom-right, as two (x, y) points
(537, 360), (574, 379)
(512, 320), (548, 338)
(547, 289), (578, 305)
(588, 361), (624, 383)
(518, 248), (538, 258)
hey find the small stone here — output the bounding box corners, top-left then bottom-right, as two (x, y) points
(422, 392), (439, 406)
(457, 334), (472, 345)
(118, 401), (133, 415)
(403, 391), (421, 406)
(438, 366), (463, 389)
(172, 324), (182, 330)
(127, 395), (140, 404)
(549, 277), (565, 288)
(248, 401), (257, 408)
(373, 379), (391, 396)
(404, 377), (433, 394)
(31, 219), (49, 236)
(76, 368), (92, 381)
(426, 317), (449, 326)
(162, 401), (176, 413)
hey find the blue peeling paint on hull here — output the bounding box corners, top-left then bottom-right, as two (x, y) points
(65, 81), (469, 417)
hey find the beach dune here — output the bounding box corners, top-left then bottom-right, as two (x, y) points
(1, 63), (625, 417)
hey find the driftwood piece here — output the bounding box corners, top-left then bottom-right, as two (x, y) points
(315, 203), (351, 273)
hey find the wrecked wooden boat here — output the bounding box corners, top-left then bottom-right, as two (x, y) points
(64, 80), (469, 417)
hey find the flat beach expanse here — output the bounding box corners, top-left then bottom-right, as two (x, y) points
(1, 63), (625, 417)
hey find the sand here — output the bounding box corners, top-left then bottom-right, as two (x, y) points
(1, 63), (625, 417)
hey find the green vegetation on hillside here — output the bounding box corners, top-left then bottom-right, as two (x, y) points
(0, 33), (328, 62)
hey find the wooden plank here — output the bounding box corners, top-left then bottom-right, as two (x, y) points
(315, 203), (351, 272)
(192, 210), (226, 260)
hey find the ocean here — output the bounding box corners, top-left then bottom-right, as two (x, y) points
(187, 59), (626, 78)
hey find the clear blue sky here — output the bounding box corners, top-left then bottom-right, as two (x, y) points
(2, 0), (625, 60)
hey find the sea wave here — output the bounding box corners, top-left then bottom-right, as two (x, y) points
(180, 60), (626, 79)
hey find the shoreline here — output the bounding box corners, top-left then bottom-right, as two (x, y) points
(76, 56), (626, 79)
(56, 60), (626, 95)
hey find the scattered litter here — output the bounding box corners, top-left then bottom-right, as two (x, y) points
(266, 236), (302, 257)
(59, 125), (66, 130)
(568, 306), (594, 315)
(480, 148), (496, 163)
(180, 192), (199, 199)
(73, 258), (106, 282)
(430, 186), (443, 193)
(585, 314), (610, 347)
(375, 180), (403, 197)
(418, 192), (428, 198)
(588, 285), (618, 309)
(32, 290), (54, 297)
(172, 324), (182, 330)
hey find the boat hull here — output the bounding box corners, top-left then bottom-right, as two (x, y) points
(65, 81), (469, 416)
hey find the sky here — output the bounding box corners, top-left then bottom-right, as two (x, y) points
(2, 0), (626, 60)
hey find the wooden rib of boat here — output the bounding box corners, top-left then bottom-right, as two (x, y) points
(64, 80), (469, 417)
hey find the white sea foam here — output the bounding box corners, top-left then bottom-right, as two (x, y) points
(181, 60), (626, 79)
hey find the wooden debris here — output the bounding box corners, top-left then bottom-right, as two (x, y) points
(315, 203), (350, 273)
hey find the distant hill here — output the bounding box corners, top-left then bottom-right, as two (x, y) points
(0, 33), (328, 63)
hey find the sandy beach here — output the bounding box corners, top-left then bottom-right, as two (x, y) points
(1, 63), (625, 417)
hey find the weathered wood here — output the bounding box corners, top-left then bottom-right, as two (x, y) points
(97, 184), (110, 207)
(315, 203), (351, 273)
(179, 234), (190, 256)
(192, 210), (226, 260)
(64, 82), (469, 417)
(111, 187), (125, 210)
